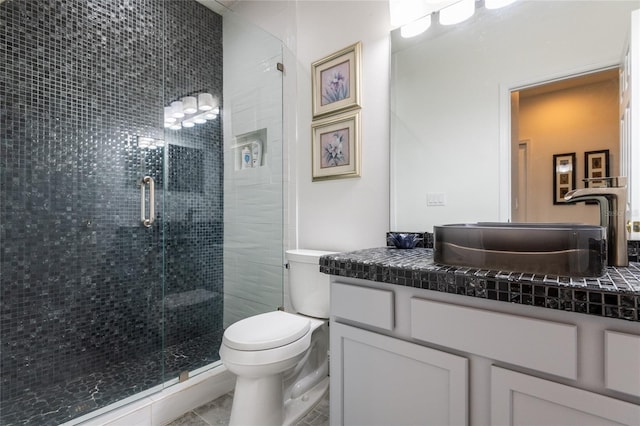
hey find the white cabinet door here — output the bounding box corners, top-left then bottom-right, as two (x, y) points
(491, 366), (640, 426)
(605, 330), (640, 397)
(330, 321), (468, 426)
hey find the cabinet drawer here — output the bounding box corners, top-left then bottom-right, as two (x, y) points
(605, 330), (640, 397)
(331, 282), (394, 330)
(410, 298), (577, 379)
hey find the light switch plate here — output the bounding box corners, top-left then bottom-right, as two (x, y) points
(427, 192), (446, 206)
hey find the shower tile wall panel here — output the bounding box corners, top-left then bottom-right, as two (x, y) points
(222, 15), (284, 328)
(162, 0), (223, 350)
(223, 251), (284, 327)
(0, 0), (223, 412)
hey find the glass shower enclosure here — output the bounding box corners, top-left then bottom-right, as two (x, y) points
(0, 0), (284, 424)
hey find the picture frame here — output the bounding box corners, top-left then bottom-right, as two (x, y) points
(311, 42), (361, 119)
(584, 149), (610, 188)
(553, 152), (576, 205)
(311, 110), (360, 181)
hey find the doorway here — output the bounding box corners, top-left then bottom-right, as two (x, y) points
(510, 68), (620, 224)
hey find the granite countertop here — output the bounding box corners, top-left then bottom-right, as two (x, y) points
(320, 247), (640, 322)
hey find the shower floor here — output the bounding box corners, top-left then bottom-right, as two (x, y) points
(0, 330), (224, 426)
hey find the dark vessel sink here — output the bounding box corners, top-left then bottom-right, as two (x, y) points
(433, 223), (607, 277)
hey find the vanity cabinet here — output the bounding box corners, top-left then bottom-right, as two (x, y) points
(329, 277), (640, 426)
(491, 367), (640, 426)
(330, 322), (468, 426)
(330, 281), (468, 425)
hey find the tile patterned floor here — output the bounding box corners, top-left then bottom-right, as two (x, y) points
(0, 331), (224, 425)
(168, 389), (329, 426)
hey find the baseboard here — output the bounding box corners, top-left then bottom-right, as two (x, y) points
(71, 364), (235, 426)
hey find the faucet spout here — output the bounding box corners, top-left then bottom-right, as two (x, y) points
(564, 177), (628, 267)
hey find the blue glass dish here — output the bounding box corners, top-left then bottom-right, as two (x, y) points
(387, 233), (422, 249)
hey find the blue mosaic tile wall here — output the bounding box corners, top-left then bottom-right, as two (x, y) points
(0, 0), (223, 423)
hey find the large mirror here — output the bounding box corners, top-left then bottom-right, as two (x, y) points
(390, 0), (639, 234)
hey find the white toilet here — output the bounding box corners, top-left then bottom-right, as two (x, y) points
(219, 249), (336, 426)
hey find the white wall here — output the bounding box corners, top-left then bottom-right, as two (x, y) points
(294, 1), (391, 252)
(230, 0), (391, 254)
(391, 0), (639, 231)
(218, 1), (638, 321)
(218, 1), (390, 318)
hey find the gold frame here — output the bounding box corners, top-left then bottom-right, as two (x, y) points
(311, 42), (362, 119)
(311, 111), (361, 181)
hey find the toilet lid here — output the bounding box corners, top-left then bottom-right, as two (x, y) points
(223, 311), (311, 351)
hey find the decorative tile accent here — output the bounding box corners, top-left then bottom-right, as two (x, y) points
(320, 248), (640, 322)
(0, 0), (223, 424)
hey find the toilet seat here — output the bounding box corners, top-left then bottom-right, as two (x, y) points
(223, 311), (311, 351)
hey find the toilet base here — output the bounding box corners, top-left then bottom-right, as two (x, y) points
(228, 374), (328, 426)
(223, 316), (329, 426)
(283, 376), (329, 426)
(229, 373), (285, 426)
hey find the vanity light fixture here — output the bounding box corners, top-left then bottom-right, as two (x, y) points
(137, 136), (165, 150)
(163, 92), (219, 130)
(182, 96), (198, 114)
(170, 100), (185, 118)
(164, 107), (176, 124)
(392, 0), (459, 38)
(390, 0), (432, 29)
(401, 14), (432, 38)
(392, 0), (516, 39)
(198, 92), (216, 111)
(439, 0), (475, 25)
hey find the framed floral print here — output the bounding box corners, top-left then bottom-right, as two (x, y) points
(311, 111), (361, 181)
(311, 42), (362, 118)
(553, 152), (576, 204)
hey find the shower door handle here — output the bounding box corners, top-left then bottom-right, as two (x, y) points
(140, 176), (155, 228)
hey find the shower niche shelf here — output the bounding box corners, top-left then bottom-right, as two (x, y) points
(233, 128), (267, 172)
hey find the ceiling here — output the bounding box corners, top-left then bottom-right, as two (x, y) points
(518, 68), (619, 98)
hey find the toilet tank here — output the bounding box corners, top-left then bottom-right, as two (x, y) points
(286, 249), (338, 319)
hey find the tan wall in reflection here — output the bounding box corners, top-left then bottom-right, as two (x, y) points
(516, 76), (619, 224)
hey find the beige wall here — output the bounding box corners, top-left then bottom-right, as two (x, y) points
(517, 79), (619, 224)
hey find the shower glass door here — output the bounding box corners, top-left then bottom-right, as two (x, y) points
(159, 0), (225, 379)
(1, 0), (171, 423)
(0, 0), (283, 424)
(221, 7), (286, 330)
